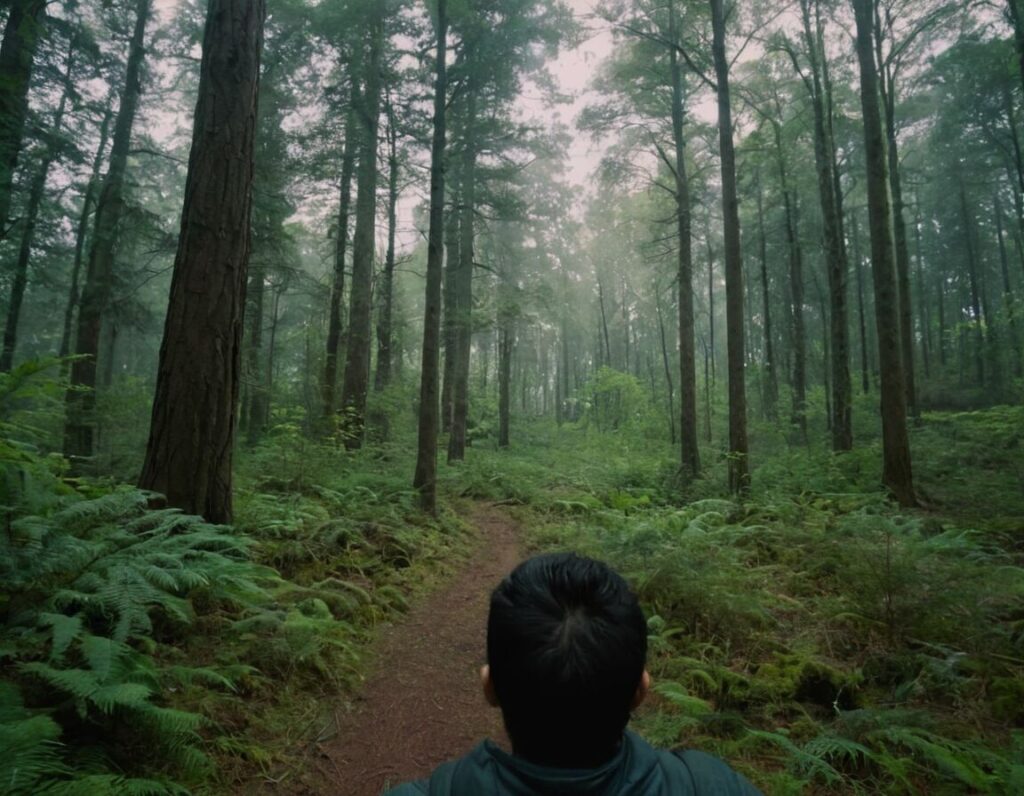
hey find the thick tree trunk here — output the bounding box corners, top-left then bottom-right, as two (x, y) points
(0, 0), (46, 240)
(139, 0), (265, 523)
(322, 98), (358, 423)
(448, 93), (477, 463)
(65, 0), (152, 465)
(852, 0), (915, 506)
(413, 0), (448, 513)
(340, 13), (384, 449)
(1, 45), (74, 372)
(59, 104), (113, 369)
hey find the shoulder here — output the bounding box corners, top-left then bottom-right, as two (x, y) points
(381, 781), (428, 796)
(659, 747), (764, 795)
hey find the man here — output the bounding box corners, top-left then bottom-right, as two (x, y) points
(386, 552), (762, 795)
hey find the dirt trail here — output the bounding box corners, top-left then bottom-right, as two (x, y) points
(306, 504), (522, 795)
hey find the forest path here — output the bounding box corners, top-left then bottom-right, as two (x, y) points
(306, 504), (521, 795)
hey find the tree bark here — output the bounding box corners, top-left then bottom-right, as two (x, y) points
(413, 0), (448, 513)
(755, 171), (778, 421)
(0, 0), (46, 240)
(139, 0), (265, 523)
(958, 179), (986, 386)
(670, 3), (699, 479)
(441, 199), (460, 431)
(322, 94), (358, 423)
(340, 12), (384, 449)
(448, 88), (477, 463)
(375, 98), (400, 391)
(799, 0), (852, 448)
(710, 0), (749, 493)
(64, 0), (152, 464)
(851, 213), (871, 394)
(852, 0), (915, 506)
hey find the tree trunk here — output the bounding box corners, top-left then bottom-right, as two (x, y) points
(1008, 0), (1024, 98)
(448, 90), (477, 463)
(139, 0), (265, 523)
(755, 171), (778, 421)
(322, 96), (358, 423)
(0, 0), (46, 240)
(656, 293), (676, 445)
(913, 199), (931, 379)
(441, 200), (460, 431)
(852, 0), (915, 507)
(1, 43), (74, 372)
(498, 320), (512, 448)
(59, 103), (113, 370)
(799, 0), (852, 449)
(243, 263), (266, 443)
(375, 98), (400, 391)
(340, 13), (384, 449)
(412, 0), (448, 513)
(958, 179), (986, 386)
(670, 5), (699, 479)
(995, 190), (1024, 377)
(851, 213), (871, 394)
(710, 0), (749, 493)
(65, 0), (152, 465)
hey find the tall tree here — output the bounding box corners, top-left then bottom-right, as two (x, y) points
(1, 38), (76, 372)
(375, 95), (401, 391)
(0, 0), (46, 239)
(413, 0), (449, 513)
(339, 8), (384, 449)
(710, 0), (749, 493)
(64, 0), (153, 464)
(139, 0), (265, 523)
(852, 0), (915, 506)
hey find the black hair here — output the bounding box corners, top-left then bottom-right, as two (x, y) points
(486, 552), (647, 768)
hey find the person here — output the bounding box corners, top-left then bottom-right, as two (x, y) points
(385, 552), (762, 795)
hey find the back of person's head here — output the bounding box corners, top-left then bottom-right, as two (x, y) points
(486, 552), (647, 768)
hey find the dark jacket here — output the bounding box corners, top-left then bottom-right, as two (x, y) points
(383, 731), (762, 795)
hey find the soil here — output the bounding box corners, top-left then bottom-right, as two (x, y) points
(297, 504), (522, 795)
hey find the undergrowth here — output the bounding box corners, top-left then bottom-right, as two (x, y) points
(457, 410), (1024, 794)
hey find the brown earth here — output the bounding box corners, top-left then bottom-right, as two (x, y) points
(297, 504), (522, 796)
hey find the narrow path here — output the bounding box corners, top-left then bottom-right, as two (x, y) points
(309, 504), (522, 795)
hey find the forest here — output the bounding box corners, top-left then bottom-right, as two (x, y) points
(0, 0), (1023, 792)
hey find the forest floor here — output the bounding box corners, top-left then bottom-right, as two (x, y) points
(292, 504), (521, 796)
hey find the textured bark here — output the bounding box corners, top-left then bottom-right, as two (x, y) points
(413, 0), (448, 513)
(448, 91), (477, 463)
(65, 0), (152, 464)
(670, 4), (699, 480)
(710, 0), (749, 493)
(852, 0), (915, 507)
(340, 13), (384, 449)
(322, 97), (358, 422)
(799, 0), (852, 449)
(0, 0), (46, 240)
(139, 0), (265, 523)
(375, 101), (400, 391)
(1, 44), (74, 372)
(59, 104), (113, 369)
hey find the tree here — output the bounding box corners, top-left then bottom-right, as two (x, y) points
(339, 6), (385, 449)
(64, 0), (154, 465)
(0, 0), (46, 240)
(852, 0), (915, 506)
(413, 0), (449, 513)
(710, 0), (749, 493)
(139, 0), (266, 523)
